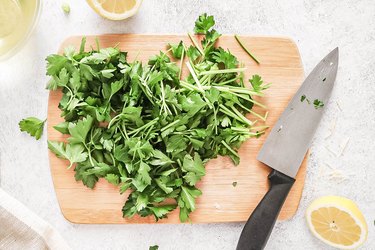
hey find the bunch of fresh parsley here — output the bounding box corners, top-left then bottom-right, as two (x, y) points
(24, 14), (269, 222)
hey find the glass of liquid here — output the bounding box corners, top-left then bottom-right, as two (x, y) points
(0, 0), (41, 60)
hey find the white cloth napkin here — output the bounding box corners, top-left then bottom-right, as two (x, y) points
(0, 188), (71, 250)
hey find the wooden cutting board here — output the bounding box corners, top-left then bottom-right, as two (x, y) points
(47, 34), (306, 224)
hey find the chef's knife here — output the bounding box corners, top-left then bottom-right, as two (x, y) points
(236, 48), (339, 250)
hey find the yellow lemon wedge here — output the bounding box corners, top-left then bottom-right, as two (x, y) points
(86, 0), (142, 21)
(0, 0), (22, 38)
(306, 196), (368, 249)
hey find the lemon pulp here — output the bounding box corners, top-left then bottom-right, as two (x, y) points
(306, 196), (368, 249)
(101, 0), (136, 14)
(86, 0), (142, 20)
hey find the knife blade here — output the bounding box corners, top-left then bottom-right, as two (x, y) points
(237, 48), (339, 250)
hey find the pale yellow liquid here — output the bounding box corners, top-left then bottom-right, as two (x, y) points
(0, 0), (39, 57)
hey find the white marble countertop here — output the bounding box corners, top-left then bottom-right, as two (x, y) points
(0, 0), (374, 249)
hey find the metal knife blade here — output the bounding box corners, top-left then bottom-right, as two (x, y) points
(257, 48), (339, 178)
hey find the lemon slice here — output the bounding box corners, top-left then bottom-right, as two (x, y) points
(306, 196), (368, 249)
(86, 0), (142, 20)
(0, 0), (22, 38)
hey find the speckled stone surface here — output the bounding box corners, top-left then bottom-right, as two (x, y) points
(0, 0), (374, 249)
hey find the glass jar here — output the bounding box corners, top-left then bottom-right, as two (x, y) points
(0, 0), (41, 60)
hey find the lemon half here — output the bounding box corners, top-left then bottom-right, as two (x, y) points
(86, 0), (142, 21)
(0, 0), (22, 38)
(306, 196), (368, 249)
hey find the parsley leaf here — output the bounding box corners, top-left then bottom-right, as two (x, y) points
(19, 117), (46, 140)
(46, 54), (67, 76)
(186, 46), (200, 62)
(212, 48), (239, 69)
(68, 116), (94, 144)
(74, 163), (98, 189)
(105, 174), (120, 186)
(47, 141), (87, 169)
(169, 41), (184, 59)
(250, 75), (270, 92)
(194, 13), (215, 34)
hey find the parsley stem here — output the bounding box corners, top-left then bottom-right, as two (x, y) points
(118, 127), (127, 140)
(144, 124), (155, 140)
(186, 62), (204, 92)
(138, 79), (155, 105)
(227, 91), (266, 108)
(84, 143), (94, 166)
(199, 68), (247, 76)
(213, 86), (263, 96)
(230, 105), (253, 126)
(199, 74), (210, 86)
(161, 119), (181, 132)
(219, 104), (252, 126)
(248, 109), (267, 122)
(234, 100), (252, 113)
(211, 77), (239, 86)
(160, 81), (172, 115)
(128, 118), (159, 136)
(179, 46), (185, 80)
(108, 114), (121, 129)
(188, 33), (204, 56)
(180, 81), (200, 92)
(231, 127), (251, 132)
(220, 140), (239, 158)
(121, 124), (129, 140)
(234, 35), (260, 64)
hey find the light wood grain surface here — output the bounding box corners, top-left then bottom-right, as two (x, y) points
(47, 34), (305, 224)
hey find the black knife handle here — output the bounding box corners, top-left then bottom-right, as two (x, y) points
(236, 170), (295, 250)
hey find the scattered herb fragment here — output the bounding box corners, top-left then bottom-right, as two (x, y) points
(234, 35), (260, 64)
(301, 95), (311, 104)
(232, 181), (237, 187)
(313, 99), (324, 109)
(19, 117), (46, 140)
(149, 246), (159, 250)
(61, 3), (70, 14)
(250, 75), (270, 92)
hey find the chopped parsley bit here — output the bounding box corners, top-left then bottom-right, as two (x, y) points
(61, 3), (70, 14)
(234, 35), (260, 64)
(322, 77), (326, 82)
(232, 181), (238, 187)
(149, 245), (159, 250)
(301, 94), (311, 104)
(313, 99), (324, 109)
